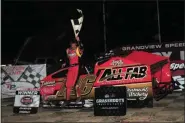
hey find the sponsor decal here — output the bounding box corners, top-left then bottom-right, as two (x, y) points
(170, 62), (185, 71)
(20, 96), (33, 105)
(42, 81), (55, 86)
(96, 93), (124, 104)
(111, 60), (123, 67)
(125, 66), (147, 79)
(99, 66), (148, 81)
(4, 82), (16, 90)
(18, 90), (38, 95)
(127, 87), (148, 100)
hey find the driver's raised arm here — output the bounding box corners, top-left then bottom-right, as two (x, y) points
(76, 36), (84, 57)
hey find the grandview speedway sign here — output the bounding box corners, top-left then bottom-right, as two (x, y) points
(120, 41), (185, 91)
(121, 41), (184, 61)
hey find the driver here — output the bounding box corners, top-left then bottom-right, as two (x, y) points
(64, 36), (83, 106)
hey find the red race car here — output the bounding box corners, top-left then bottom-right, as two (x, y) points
(40, 51), (173, 107)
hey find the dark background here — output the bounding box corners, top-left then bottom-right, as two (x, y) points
(2, 1), (184, 64)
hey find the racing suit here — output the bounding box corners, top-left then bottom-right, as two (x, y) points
(66, 43), (83, 101)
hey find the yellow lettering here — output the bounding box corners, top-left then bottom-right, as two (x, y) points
(56, 75), (96, 98)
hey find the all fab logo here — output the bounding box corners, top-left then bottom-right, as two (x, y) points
(96, 65), (149, 85)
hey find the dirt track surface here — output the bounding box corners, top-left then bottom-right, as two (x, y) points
(2, 91), (184, 123)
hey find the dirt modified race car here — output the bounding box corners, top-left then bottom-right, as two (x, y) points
(40, 51), (173, 108)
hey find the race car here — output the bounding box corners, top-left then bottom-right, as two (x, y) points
(40, 51), (173, 108)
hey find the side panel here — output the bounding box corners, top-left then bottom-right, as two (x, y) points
(47, 75), (153, 107)
(47, 75), (153, 108)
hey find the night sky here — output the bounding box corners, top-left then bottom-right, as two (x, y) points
(2, 1), (184, 64)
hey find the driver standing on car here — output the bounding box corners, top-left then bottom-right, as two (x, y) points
(63, 36), (83, 106)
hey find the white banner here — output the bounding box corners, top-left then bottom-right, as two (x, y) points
(13, 89), (40, 114)
(1, 64), (46, 98)
(14, 95), (40, 107)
